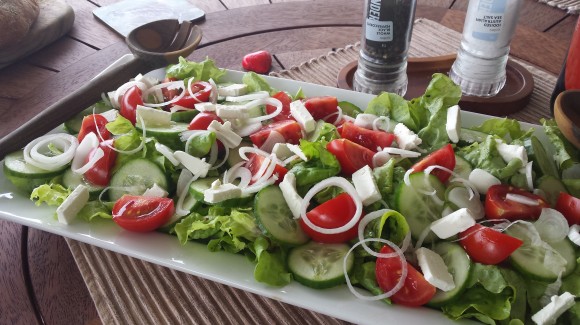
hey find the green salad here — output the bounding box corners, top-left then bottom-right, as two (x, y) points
(5, 57), (580, 325)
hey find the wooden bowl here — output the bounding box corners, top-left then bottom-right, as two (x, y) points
(554, 90), (580, 149)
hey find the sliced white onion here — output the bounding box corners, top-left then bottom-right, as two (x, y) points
(244, 98), (283, 124)
(73, 147), (104, 175)
(155, 142), (180, 166)
(251, 156), (272, 183)
(176, 169), (194, 196)
(209, 145), (229, 171)
(71, 132), (100, 174)
(506, 193), (540, 206)
(241, 176), (277, 195)
(354, 113), (377, 129)
(357, 209), (393, 255)
(113, 80), (147, 108)
(225, 91), (269, 102)
(372, 151), (392, 168)
(568, 225), (580, 246)
(238, 146), (284, 165)
(322, 106), (343, 126)
(373, 116), (392, 132)
(186, 78), (203, 103)
(23, 133), (78, 171)
(525, 161), (534, 191)
(223, 162), (252, 188)
(300, 177), (363, 234)
(403, 168), (414, 187)
(208, 78), (218, 104)
(174, 174), (200, 219)
(534, 208), (570, 243)
(259, 130), (284, 153)
(142, 80), (186, 108)
(253, 155), (279, 185)
(382, 147), (421, 158)
(344, 238), (408, 301)
(343, 115), (355, 123)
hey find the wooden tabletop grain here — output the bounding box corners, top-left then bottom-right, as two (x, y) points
(0, 0), (577, 324)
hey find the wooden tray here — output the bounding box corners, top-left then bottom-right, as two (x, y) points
(337, 54), (535, 116)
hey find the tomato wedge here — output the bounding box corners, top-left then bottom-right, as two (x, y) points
(299, 193), (360, 243)
(304, 96), (339, 122)
(77, 114), (111, 143)
(410, 144), (455, 183)
(326, 139), (374, 176)
(245, 153), (287, 184)
(249, 120), (303, 148)
(266, 91), (293, 121)
(161, 77), (180, 101)
(84, 140), (117, 187)
(172, 81), (212, 108)
(485, 184), (549, 220)
(120, 85), (143, 125)
(375, 245), (436, 307)
(340, 121), (395, 152)
(112, 195), (175, 232)
(555, 192), (580, 225)
(459, 224), (523, 265)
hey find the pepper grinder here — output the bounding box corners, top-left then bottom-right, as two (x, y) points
(353, 0), (417, 96)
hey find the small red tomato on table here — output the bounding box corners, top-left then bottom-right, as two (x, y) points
(242, 50), (272, 74)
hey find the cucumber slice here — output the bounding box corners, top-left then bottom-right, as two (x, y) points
(254, 185), (309, 246)
(3, 150), (68, 193)
(135, 122), (188, 150)
(395, 173), (446, 244)
(536, 175), (568, 207)
(62, 168), (105, 199)
(171, 110), (198, 123)
(428, 242), (472, 307)
(188, 176), (251, 207)
(453, 155), (473, 180)
(507, 224), (576, 281)
(288, 241), (353, 289)
(109, 158), (168, 201)
(338, 101), (362, 118)
(226, 141), (252, 168)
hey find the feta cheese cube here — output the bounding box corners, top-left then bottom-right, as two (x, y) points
(195, 102), (216, 112)
(142, 183), (169, 198)
(216, 104), (250, 119)
(446, 105), (461, 143)
(290, 100), (316, 133)
(430, 208), (476, 239)
(497, 142), (528, 165)
(352, 165), (381, 206)
(173, 151), (211, 178)
(286, 144), (308, 161)
(279, 173), (303, 219)
(531, 292), (575, 325)
(415, 247), (456, 291)
(354, 113), (378, 129)
(272, 143), (294, 160)
(204, 182), (242, 204)
(468, 168), (501, 194)
(56, 185), (90, 225)
(207, 120), (243, 149)
(393, 123), (422, 150)
(136, 105), (172, 127)
(217, 84), (248, 97)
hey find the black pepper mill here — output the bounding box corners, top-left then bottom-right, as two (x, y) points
(353, 0), (417, 95)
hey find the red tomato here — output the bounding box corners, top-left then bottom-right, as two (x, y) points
(459, 224), (523, 265)
(326, 139), (374, 176)
(375, 245), (436, 306)
(172, 81), (212, 108)
(485, 185), (549, 220)
(112, 195), (175, 232)
(266, 91), (293, 121)
(249, 120), (303, 148)
(120, 85), (143, 125)
(555, 192), (580, 225)
(340, 122), (395, 152)
(299, 193), (360, 243)
(84, 140), (117, 187)
(162, 77), (179, 101)
(188, 112), (223, 130)
(410, 144), (456, 183)
(304, 96), (339, 122)
(77, 114), (111, 143)
(245, 153), (287, 184)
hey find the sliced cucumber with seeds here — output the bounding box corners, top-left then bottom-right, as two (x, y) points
(288, 241), (353, 289)
(135, 122), (189, 150)
(3, 150), (68, 193)
(428, 242), (472, 307)
(62, 168), (105, 199)
(109, 158), (168, 201)
(395, 173), (446, 244)
(254, 185), (309, 246)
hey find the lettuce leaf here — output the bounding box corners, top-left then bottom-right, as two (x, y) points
(458, 135), (523, 181)
(250, 236), (292, 287)
(542, 118), (580, 169)
(417, 98), (450, 150)
(471, 118), (533, 142)
(349, 261), (389, 303)
(418, 72), (462, 110)
(242, 71), (274, 94)
(106, 115), (142, 152)
(290, 140), (341, 190)
(365, 92), (418, 131)
(30, 183), (71, 206)
(77, 201), (112, 221)
(166, 57), (226, 82)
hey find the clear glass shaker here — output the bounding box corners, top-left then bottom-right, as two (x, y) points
(353, 0), (417, 96)
(449, 0), (524, 97)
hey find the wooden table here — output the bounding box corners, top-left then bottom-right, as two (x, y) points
(0, 0), (577, 324)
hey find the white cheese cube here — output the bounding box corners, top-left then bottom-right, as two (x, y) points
(100, 109), (119, 122)
(207, 120), (243, 149)
(531, 292), (575, 325)
(290, 100), (316, 133)
(393, 123), (422, 150)
(216, 104), (250, 119)
(195, 102), (216, 112)
(173, 151), (211, 178)
(134, 73), (158, 89)
(108, 91), (120, 109)
(430, 208), (476, 239)
(272, 143), (294, 160)
(286, 144), (308, 162)
(136, 105), (172, 127)
(354, 113), (378, 129)
(218, 84), (248, 97)
(279, 173), (303, 219)
(56, 185), (90, 225)
(204, 183), (242, 204)
(415, 247), (456, 292)
(468, 168), (501, 194)
(352, 165), (381, 206)
(142, 183), (169, 198)
(446, 105), (461, 143)
(497, 143), (528, 165)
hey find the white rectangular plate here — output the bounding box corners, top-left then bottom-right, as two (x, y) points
(0, 62), (546, 324)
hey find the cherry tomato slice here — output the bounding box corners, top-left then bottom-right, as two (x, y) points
(77, 114), (111, 143)
(375, 245), (436, 307)
(188, 112), (224, 130)
(299, 193), (360, 243)
(266, 91), (294, 122)
(459, 224), (523, 265)
(410, 144), (456, 183)
(172, 81), (212, 108)
(340, 121), (395, 152)
(112, 195), (175, 232)
(326, 139), (374, 176)
(161, 77), (179, 101)
(120, 85), (143, 125)
(84, 140), (117, 187)
(245, 153), (287, 184)
(485, 184), (549, 220)
(555, 192), (580, 225)
(249, 120), (303, 148)
(304, 96), (339, 123)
